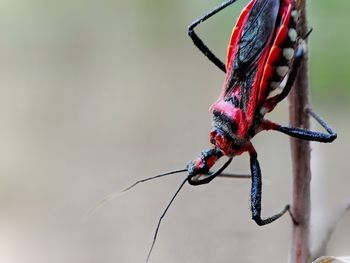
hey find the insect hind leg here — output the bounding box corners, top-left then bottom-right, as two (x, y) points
(188, 0), (240, 73)
(272, 108), (337, 143)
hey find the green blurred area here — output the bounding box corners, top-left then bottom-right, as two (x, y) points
(308, 1), (350, 103)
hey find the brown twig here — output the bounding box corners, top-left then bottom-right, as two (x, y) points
(289, 1), (311, 263)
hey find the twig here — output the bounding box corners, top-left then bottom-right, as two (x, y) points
(289, 1), (311, 263)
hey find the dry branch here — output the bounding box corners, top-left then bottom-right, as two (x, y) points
(289, 1), (311, 263)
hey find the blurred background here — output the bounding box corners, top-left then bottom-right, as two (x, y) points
(0, 0), (349, 262)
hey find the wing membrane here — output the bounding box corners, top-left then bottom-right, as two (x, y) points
(234, 0), (280, 71)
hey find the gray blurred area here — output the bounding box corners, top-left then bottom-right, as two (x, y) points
(0, 1), (349, 262)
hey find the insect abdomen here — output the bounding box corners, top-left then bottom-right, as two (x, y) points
(258, 1), (298, 102)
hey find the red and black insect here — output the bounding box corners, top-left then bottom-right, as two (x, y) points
(122, 0), (337, 261)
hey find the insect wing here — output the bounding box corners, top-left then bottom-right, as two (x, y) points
(223, 0), (280, 126)
(234, 0), (280, 72)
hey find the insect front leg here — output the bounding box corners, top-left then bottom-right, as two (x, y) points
(188, 0), (240, 73)
(249, 148), (294, 226)
(263, 109), (337, 143)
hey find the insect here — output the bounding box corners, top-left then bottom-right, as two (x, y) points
(121, 0), (337, 261)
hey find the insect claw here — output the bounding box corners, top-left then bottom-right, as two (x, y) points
(303, 27), (313, 40)
(287, 205), (299, 225)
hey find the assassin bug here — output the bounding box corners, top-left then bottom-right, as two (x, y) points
(117, 0), (337, 261)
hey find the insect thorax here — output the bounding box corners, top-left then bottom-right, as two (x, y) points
(209, 101), (251, 156)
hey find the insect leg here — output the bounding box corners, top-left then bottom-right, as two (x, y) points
(249, 149), (293, 226)
(187, 157), (233, 185)
(277, 109), (337, 142)
(263, 109), (337, 143)
(217, 173), (250, 179)
(188, 0), (240, 73)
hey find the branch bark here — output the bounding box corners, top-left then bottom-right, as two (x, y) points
(289, 1), (311, 263)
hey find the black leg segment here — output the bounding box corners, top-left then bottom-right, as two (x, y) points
(188, 157), (233, 185)
(188, 0), (240, 73)
(250, 154), (291, 226)
(274, 108), (337, 143)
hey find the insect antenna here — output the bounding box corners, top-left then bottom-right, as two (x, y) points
(146, 177), (188, 262)
(121, 169), (187, 193)
(84, 169), (187, 220)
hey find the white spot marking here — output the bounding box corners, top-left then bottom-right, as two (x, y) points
(267, 88), (282, 100)
(260, 107), (268, 115)
(291, 10), (299, 23)
(277, 66), (289, 77)
(288, 29), (297, 42)
(270, 82), (280, 89)
(280, 75), (288, 89)
(283, 48), (294, 60)
(299, 39), (308, 54)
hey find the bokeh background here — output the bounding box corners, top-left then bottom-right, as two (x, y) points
(0, 0), (349, 262)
